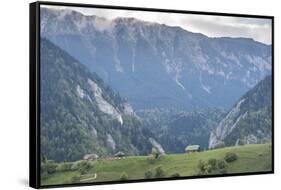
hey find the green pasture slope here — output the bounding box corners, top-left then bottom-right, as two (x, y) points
(41, 144), (272, 186)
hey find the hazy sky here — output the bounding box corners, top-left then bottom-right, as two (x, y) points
(42, 5), (272, 45)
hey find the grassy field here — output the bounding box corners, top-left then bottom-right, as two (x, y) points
(41, 143), (272, 186)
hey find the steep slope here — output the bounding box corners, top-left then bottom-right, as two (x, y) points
(137, 108), (225, 153)
(41, 8), (272, 111)
(40, 38), (152, 162)
(209, 76), (272, 149)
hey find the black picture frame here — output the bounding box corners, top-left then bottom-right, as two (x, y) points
(30, 1), (274, 189)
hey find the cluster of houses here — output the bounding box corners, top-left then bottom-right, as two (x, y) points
(83, 144), (200, 161)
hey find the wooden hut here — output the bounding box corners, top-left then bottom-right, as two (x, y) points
(185, 145), (200, 153)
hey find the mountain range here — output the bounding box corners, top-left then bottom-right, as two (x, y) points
(41, 8), (272, 111)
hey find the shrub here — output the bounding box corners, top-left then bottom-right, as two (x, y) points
(57, 162), (73, 172)
(197, 159), (228, 175)
(224, 152), (238, 163)
(155, 166), (165, 178)
(144, 170), (153, 179)
(71, 162), (78, 170)
(71, 161), (82, 170)
(152, 147), (160, 159)
(198, 160), (212, 175)
(120, 172), (128, 180)
(217, 160), (227, 169)
(41, 160), (58, 174)
(203, 164), (212, 174)
(171, 173), (181, 177)
(208, 159), (217, 169)
(73, 161), (92, 174)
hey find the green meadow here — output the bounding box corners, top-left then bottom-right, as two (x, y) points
(41, 143), (272, 186)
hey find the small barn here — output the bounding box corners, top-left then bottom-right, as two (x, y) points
(114, 151), (125, 158)
(185, 145), (200, 153)
(83, 153), (99, 161)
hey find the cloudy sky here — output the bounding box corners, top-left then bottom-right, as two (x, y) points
(42, 5), (272, 44)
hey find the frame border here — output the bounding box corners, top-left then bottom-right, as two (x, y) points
(30, 2), (40, 188)
(29, 1), (274, 189)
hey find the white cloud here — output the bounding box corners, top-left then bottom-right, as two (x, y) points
(41, 5), (272, 44)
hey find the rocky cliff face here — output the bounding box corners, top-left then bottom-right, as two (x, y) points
(209, 76), (272, 149)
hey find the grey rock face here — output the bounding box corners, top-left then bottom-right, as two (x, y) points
(209, 99), (247, 149)
(149, 138), (165, 155)
(107, 134), (116, 150)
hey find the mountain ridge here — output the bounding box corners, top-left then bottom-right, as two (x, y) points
(41, 7), (272, 111)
